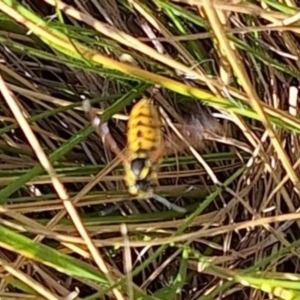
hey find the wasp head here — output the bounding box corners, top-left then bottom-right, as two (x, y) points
(125, 157), (154, 199)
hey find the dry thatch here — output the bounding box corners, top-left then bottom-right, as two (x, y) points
(0, 1), (299, 299)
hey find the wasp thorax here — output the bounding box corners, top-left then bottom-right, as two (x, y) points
(130, 158), (149, 178)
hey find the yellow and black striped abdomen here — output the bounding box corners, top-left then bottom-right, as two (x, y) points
(127, 98), (162, 156)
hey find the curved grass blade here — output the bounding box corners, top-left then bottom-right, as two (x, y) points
(0, 224), (110, 286)
(3, 0), (300, 135)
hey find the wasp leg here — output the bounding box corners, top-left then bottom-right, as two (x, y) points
(83, 99), (127, 163)
(100, 123), (128, 162)
(148, 144), (165, 186)
(149, 143), (165, 165)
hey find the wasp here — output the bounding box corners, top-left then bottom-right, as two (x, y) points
(125, 98), (163, 199)
(83, 97), (186, 213)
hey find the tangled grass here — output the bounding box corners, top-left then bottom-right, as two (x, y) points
(0, 0), (300, 299)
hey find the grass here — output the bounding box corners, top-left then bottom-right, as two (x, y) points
(0, 0), (300, 299)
